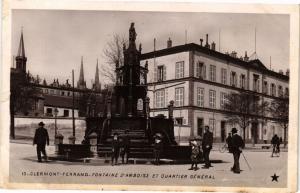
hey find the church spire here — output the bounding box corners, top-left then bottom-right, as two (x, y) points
(16, 28), (27, 72)
(77, 56), (86, 89)
(94, 59), (101, 91)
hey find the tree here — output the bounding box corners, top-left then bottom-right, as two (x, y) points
(225, 91), (269, 143)
(10, 71), (40, 139)
(101, 34), (128, 84)
(269, 93), (289, 147)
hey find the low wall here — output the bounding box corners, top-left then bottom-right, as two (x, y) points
(14, 116), (86, 144)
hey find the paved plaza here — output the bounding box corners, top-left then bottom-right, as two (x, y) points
(8, 142), (287, 188)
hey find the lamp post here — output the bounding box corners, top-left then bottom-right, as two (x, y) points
(54, 107), (59, 136)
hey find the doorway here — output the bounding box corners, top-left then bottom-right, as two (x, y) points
(221, 121), (226, 142)
(197, 118), (204, 137)
(251, 122), (258, 144)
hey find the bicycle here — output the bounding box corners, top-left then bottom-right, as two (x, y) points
(219, 144), (228, 153)
(271, 144), (280, 157)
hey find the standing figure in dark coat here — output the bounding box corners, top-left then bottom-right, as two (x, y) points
(202, 126), (213, 168)
(231, 128), (245, 174)
(153, 134), (163, 165)
(111, 133), (120, 166)
(121, 130), (131, 164)
(271, 134), (280, 157)
(189, 138), (201, 171)
(226, 133), (233, 153)
(33, 122), (49, 162)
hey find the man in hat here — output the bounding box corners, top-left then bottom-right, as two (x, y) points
(230, 128), (245, 174)
(202, 126), (213, 168)
(121, 129), (131, 164)
(111, 132), (120, 166)
(33, 122), (49, 162)
(153, 133), (163, 165)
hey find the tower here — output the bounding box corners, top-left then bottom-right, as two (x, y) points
(15, 29), (27, 72)
(77, 56), (86, 89)
(94, 59), (101, 91)
(115, 22), (148, 117)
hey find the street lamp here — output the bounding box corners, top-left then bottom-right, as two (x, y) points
(54, 107), (59, 136)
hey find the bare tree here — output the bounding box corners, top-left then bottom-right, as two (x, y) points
(269, 94), (289, 147)
(101, 34), (128, 84)
(225, 91), (269, 143)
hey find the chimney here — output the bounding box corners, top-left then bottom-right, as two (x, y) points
(167, 37), (172, 48)
(211, 42), (216, 51)
(279, 70), (283, 75)
(205, 34), (210, 49)
(231, 51), (237, 58)
(286, 69), (290, 76)
(200, 39), (203, 46)
(244, 51), (249, 62)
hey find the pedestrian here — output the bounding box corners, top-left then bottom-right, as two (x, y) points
(33, 122), (49, 163)
(226, 133), (233, 153)
(271, 134), (280, 157)
(111, 132), (120, 166)
(230, 128), (245, 174)
(189, 138), (201, 171)
(153, 133), (163, 165)
(202, 125), (213, 169)
(121, 130), (131, 164)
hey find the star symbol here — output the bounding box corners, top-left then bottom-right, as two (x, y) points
(271, 173), (279, 182)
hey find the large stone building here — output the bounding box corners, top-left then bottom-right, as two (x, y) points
(11, 30), (103, 118)
(141, 35), (289, 144)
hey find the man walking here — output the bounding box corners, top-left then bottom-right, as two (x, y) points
(271, 134), (280, 157)
(33, 122), (49, 162)
(121, 130), (131, 164)
(231, 128), (245, 174)
(202, 126), (213, 169)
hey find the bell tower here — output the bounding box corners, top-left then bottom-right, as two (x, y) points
(15, 29), (27, 72)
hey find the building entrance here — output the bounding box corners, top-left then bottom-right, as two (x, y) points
(197, 118), (204, 137)
(251, 122), (258, 144)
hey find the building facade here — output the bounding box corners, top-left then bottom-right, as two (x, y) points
(141, 37), (289, 144)
(11, 30), (103, 119)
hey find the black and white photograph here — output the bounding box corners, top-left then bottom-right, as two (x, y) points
(0, 1), (299, 192)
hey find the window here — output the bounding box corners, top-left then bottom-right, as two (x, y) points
(220, 92), (227, 109)
(209, 90), (216, 108)
(175, 87), (184, 106)
(63, 110), (69, 117)
(61, 91), (65, 96)
(155, 90), (165, 108)
(196, 62), (206, 79)
(175, 61), (184, 79)
(175, 117), (183, 125)
(197, 87), (204, 107)
(156, 65), (166, 82)
(46, 108), (53, 116)
(278, 85), (283, 97)
(240, 74), (246, 89)
(230, 71), (237, 87)
(253, 74), (260, 92)
(285, 87), (289, 96)
(221, 68), (227, 84)
(270, 83), (276, 96)
(263, 81), (268, 94)
(209, 65), (216, 82)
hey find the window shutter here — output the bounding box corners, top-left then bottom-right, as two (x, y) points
(154, 66), (157, 82)
(196, 63), (199, 77)
(163, 65), (166, 81)
(165, 89), (168, 108)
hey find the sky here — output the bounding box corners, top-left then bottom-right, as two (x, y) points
(12, 10), (290, 87)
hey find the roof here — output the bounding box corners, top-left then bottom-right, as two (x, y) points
(44, 94), (79, 109)
(140, 43), (289, 81)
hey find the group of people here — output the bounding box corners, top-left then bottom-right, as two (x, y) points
(189, 126), (245, 174)
(111, 130), (131, 165)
